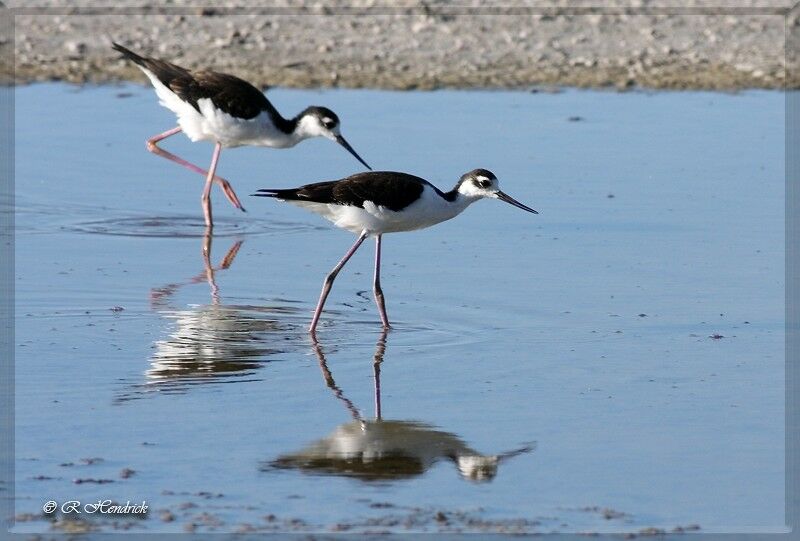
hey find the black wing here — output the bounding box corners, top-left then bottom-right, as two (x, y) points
(169, 70), (272, 120)
(113, 42), (275, 121)
(254, 172), (433, 212)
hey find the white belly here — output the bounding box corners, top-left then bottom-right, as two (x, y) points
(287, 185), (467, 235)
(193, 99), (291, 148)
(142, 69), (293, 149)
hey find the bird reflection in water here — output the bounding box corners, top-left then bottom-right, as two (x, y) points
(118, 230), (304, 402)
(266, 332), (534, 482)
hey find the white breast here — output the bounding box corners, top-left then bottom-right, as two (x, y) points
(196, 99), (291, 148)
(287, 185), (469, 235)
(363, 185), (465, 233)
(140, 67), (295, 149)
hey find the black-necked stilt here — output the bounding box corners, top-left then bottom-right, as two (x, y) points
(252, 168), (537, 333)
(112, 43), (371, 228)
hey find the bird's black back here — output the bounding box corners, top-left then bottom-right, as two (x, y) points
(113, 42), (288, 125)
(256, 172), (447, 212)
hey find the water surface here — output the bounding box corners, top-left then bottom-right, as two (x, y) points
(11, 84), (784, 533)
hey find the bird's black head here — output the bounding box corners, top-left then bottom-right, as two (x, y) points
(297, 106), (371, 170)
(300, 106), (340, 131)
(455, 168), (538, 214)
(459, 168), (498, 190)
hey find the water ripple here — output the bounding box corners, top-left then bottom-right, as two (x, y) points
(66, 215), (318, 238)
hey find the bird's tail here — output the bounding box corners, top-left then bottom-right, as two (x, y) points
(112, 42), (147, 68)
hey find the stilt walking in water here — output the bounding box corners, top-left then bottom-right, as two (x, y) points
(253, 168), (537, 332)
(113, 42), (371, 228)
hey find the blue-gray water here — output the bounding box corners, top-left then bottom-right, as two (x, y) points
(11, 84), (784, 533)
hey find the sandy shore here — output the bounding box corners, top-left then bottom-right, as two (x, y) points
(4, 1), (797, 90)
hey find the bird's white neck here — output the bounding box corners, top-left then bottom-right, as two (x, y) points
(443, 189), (483, 213)
(249, 114), (327, 149)
(423, 189), (482, 227)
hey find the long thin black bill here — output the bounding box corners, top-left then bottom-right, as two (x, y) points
(335, 135), (372, 170)
(496, 191), (538, 214)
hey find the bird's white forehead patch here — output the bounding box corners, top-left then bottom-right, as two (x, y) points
(475, 175), (491, 182)
(322, 117), (333, 124)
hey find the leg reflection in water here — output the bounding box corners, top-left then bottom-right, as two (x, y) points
(150, 228), (243, 308)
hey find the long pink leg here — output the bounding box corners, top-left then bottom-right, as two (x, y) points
(201, 143), (222, 228)
(309, 231), (369, 334)
(146, 127), (245, 212)
(373, 235), (391, 328)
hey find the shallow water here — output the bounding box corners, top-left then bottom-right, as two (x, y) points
(11, 84), (784, 534)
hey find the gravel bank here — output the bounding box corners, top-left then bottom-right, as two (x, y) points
(4, 1), (798, 90)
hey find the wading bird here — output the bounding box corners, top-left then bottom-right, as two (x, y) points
(112, 43), (371, 228)
(252, 168), (537, 333)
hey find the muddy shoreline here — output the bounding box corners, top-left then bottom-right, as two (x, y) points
(0, 0), (798, 90)
(6, 1), (796, 90)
